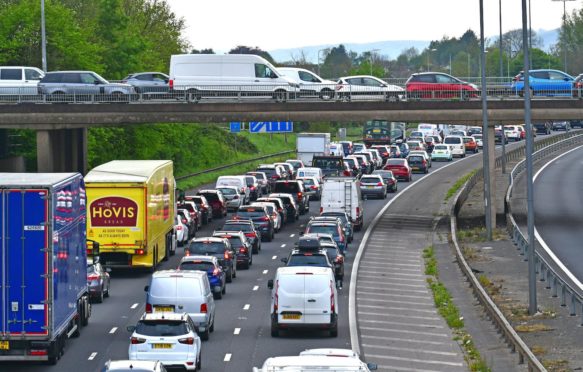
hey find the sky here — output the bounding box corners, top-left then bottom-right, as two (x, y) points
(166, 0), (581, 52)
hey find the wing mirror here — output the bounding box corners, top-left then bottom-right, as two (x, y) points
(267, 279), (274, 289)
(126, 325), (136, 332)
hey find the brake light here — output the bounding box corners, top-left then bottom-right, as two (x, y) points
(297, 192), (302, 199)
(182, 218), (187, 224)
(330, 282), (335, 313)
(224, 251), (230, 260)
(320, 207), (323, 214)
(176, 225), (183, 231)
(335, 256), (344, 264)
(377, 182), (383, 186)
(145, 303), (152, 313)
(274, 281), (279, 312)
(239, 246), (248, 254)
(343, 170), (351, 176)
(169, 79), (174, 89)
(310, 185), (317, 190)
(260, 216), (270, 221)
(245, 232), (257, 238)
(87, 274), (100, 281)
(178, 337), (194, 345)
(356, 207), (360, 216)
(131, 337), (146, 344)
(271, 175), (279, 179)
(28, 350), (48, 356)
(135, 249), (145, 255)
(200, 303), (208, 313)
(212, 268), (220, 276)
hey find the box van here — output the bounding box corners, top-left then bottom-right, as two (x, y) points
(216, 175), (249, 203)
(417, 123), (439, 137)
(267, 266), (338, 337)
(168, 54), (299, 102)
(0, 66), (44, 95)
(144, 270), (216, 340)
(320, 177), (363, 231)
(443, 135), (466, 157)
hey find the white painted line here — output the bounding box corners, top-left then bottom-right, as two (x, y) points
(109, 327), (117, 334)
(358, 304), (436, 314)
(365, 353), (463, 367)
(357, 273), (425, 282)
(262, 269), (268, 274)
(272, 255), (277, 260)
(359, 318), (444, 329)
(289, 234), (295, 238)
(369, 364), (437, 372)
(280, 244), (286, 248)
(234, 328), (241, 335)
(224, 353), (232, 362)
(356, 281), (428, 293)
(130, 303), (139, 309)
(363, 343), (458, 356)
(359, 311), (440, 321)
(359, 326), (449, 337)
(253, 285), (259, 291)
(356, 279), (425, 288)
(88, 352), (98, 360)
(243, 304), (250, 310)
(362, 333), (445, 345)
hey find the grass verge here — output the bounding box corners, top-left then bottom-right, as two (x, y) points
(423, 246), (491, 372)
(444, 169), (478, 201)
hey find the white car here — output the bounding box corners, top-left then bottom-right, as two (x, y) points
(278, 67), (336, 100)
(103, 360), (167, 372)
(174, 215), (189, 247)
(472, 134), (483, 148)
(431, 144), (453, 161)
(504, 125), (522, 141)
(253, 355), (377, 371)
(128, 313), (201, 371)
(336, 75), (405, 102)
(443, 135), (466, 157)
(216, 185), (244, 211)
(409, 150), (432, 167)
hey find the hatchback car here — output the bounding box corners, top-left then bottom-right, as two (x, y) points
(268, 193), (299, 222)
(533, 122), (552, 135)
(127, 312), (201, 371)
(383, 158), (412, 182)
(185, 237), (236, 282)
(38, 71), (135, 102)
(216, 186), (243, 212)
(406, 71), (478, 100)
(185, 195), (212, 225)
(87, 257), (111, 303)
(256, 164), (285, 188)
(251, 201), (282, 232)
(407, 154), (429, 174)
(388, 145), (402, 158)
(372, 170), (398, 193)
(177, 208), (196, 238)
(221, 219), (262, 253)
(233, 205), (275, 242)
(196, 189), (227, 218)
(244, 175), (261, 201)
(304, 221), (347, 253)
(512, 69), (574, 97)
(212, 231), (253, 269)
(359, 175), (387, 199)
(174, 215), (189, 247)
(342, 158), (361, 178)
(121, 72), (169, 96)
(102, 360), (168, 372)
(179, 255), (226, 299)
(370, 145), (391, 162)
(246, 171), (270, 195)
(552, 120), (571, 131)
(177, 201), (202, 230)
(314, 213), (353, 243)
(256, 197), (288, 226)
(431, 144), (453, 161)
(463, 136), (479, 153)
(273, 180), (309, 214)
(408, 150), (432, 168)
(336, 75), (405, 102)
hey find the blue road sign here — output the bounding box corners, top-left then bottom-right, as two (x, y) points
(230, 122), (242, 133)
(249, 121), (293, 133)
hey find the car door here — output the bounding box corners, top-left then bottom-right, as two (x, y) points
(303, 274), (333, 324)
(277, 274), (306, 324)
(548, 71), (572, 95)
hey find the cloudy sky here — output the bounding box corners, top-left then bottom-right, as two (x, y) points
(166, 0), (581, 51)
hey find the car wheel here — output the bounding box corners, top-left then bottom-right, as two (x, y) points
(104, 282), (110, 298)
(232, 265), (237, 278)
(214, 291), (222, 300)
(196, 353), (202, 371)
(330, 323), (338, 338)
(273, 89), (287, 103)
(222, 284), (226, 295)
(200, 328), (210, 341)
(186, 89), (200, 103)
(320, 88), (334, 101)
(96, 287), (104, 303)
(226, 269), (233, 283)
(271, 324), (279, 337)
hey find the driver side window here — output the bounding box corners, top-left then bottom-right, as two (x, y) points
(255, 64), (275, 78)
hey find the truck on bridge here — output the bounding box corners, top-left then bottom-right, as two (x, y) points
(0, 173), (92, 364)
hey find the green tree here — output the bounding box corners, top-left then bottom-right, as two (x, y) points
(320, 45), (353, 78)
(229, 45), (275, 64)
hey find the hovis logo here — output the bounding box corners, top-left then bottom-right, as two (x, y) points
(90, 197), (138, 227)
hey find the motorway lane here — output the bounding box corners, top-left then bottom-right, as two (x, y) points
(534, 145), (583, 282)
(4, 138), (542, 372)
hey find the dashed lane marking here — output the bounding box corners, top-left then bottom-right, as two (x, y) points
(88, 352), (97, 360)
(234, 328), (241, 335)
(109, 327), (117, 334)
(224, 353), (232, 362)
(130, 303), (139, 309)
(243, 304), (250, 310)
(253, 285), (259, 291)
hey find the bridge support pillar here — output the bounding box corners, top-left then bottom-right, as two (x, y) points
(0, 129), (26, 172)
(486, 125), (496, 228)
(37, 128), (87, 174)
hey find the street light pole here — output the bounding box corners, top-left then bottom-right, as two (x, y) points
(499, 0), (504, 78)
(41, 0), (47, 72)
(427, 48), (436, 72)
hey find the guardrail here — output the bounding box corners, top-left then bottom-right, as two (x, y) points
(506, 134), (583, 324)
(450, 131), (582, 371)
(175, 150), (294, 181)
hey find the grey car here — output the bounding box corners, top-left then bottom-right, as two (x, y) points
(121, 72), (169, 96)
(38, 71), (135, 101)
(87, 257), (111, 303)
(359, 174), (387, 199)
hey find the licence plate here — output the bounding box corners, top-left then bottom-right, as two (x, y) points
(0, 341), (8, 350)
(152, 343), (172, 349)
(412, 167), (419, 170)
(283, 314), (301, 320)
(366, 186), (375, 189)
(154, 306), (174, 312)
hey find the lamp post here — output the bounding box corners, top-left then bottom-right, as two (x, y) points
(427, 48), (436, 71)
(552, 0), (576, 72)
(41, 0), (47, 72)
(499, 0), (504, 79)
(317, 48), (329, 77)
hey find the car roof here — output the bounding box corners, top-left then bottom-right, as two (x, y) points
(198, 189), (219, 193)
(105, 360), (161, 371)
(299, 348), (360, 358)
(191, 237), (226, 243)
(261, 355), (365, 367)
(151, 269), (206, 279)
(139, 312), (188, 322)
(180, 255), (217, 263)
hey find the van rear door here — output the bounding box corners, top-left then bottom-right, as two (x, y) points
(304, 274), (333, 324)
(277, 273), (306, 324)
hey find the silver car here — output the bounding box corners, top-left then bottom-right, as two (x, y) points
(38, 71), (135, 101)
(359, 175), (387, 199)
(217, 186), (244, 211)
(121, 72), (169, 96)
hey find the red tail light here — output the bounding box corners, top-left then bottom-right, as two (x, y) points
(176, 225), (183, 231)
(145, 303), (152, 313)
(87, 274), (100, 281)
(182, 218), (187, 224)
(28, 350), (48, 356)
(239, 246), (248, 254)
(131, 337), (146, 344)
(335, 256), (344, 264)
(297, 192), (303, 199)
(260, 216), (270, 221)
(320, 207), (323, 214)
(245, 232), (257, 238)
(178, 337), (195, 345)
(224, 251), (230, 260)
(356, 207), (360, 216)
(200, 303), (208, 313)
(169, 79), (174, 90)
(343, 170), (351, 176)
(330, 282), (335, 313)
(250, 186), (255, 190)
(271, 175), (279, 179)
(273, 281), (279, 312)
(310, 185), (317, 190)
(135, 249), (145, 255)
(376, 182), (383, 186)
(212, 268), (220, 276)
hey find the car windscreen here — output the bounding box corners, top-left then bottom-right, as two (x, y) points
(306, 225), (338, 236)
(135, 320), (188, 337)
(188, 241), (225, 254)
(222, 223), (252, 232)
(179, 261), (214, 272)
(288, 254), (329, 267)
(274, 183), (300, 193)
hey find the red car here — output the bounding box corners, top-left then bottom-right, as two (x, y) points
(406, 72), (479, 100)
(383, 158), (412, 182)
(197, 189), (227, 219)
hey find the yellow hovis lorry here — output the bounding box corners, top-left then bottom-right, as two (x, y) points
(85, 160), (175, 270)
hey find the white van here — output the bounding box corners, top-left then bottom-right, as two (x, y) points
(296, 167), (323, 183)
(0, 66), (44, 95)
(168, 54), (299, 102)
(144, 270), (216, 340)
(320, 177), (363, 230)
(417, 123), (439, 137)
(267, 266), (338, 337)
(253, 355), (377, 371)
(329, 142), (344, 156)
(443, 135), (466, 157)
(278, 67), (336, 100)
(216, 175), (249, 203)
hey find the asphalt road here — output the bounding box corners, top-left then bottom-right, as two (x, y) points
(3, 137), (544, 372)
(533, 145), (583, 282)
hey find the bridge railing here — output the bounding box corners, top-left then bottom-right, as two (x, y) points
(450, 131), (582, 371)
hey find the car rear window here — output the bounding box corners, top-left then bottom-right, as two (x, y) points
(236, 209), (266, 218)
(386, 159), (405, 166)
(444, 137), (461, 144)
(300, 178), (315, 186)
(312, 158), (343, 169)
(217, 187), (236, 195)
(435, 145), (448, 150)
(257, 168), (276, 177)
(188, 241), (225, 254)
(288, 254), (329, 267)
(179, 261), (214, 272)
(200, 193), (219, 202)
(222, 223), (252, 232)
(306, 225), (338, 236)
(274, 182), (300, 193)
(135, 320), (188, 337)
(360, 177), (381, 183)
(408, 156), (423, 162)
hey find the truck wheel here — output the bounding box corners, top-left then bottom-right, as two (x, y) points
(81, 297), (90, 326)
(271, 324), (279, 337)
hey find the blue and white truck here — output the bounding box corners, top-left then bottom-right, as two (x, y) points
(0, 173), (92, 364)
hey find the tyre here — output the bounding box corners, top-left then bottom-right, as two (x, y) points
(222, 284), (226, 295)
(330, 324), (338, 338)
(232, 265), (237, 278)
(200, 328), (210, 341)
(320, 89), (334, 101)
(186, 89), (200, 103)
(271, 324), (279, 337)
(273, 89), (287, 103)
(81, 298), (90, 326)
(226, 269), (233, 283)
(385, 93), (399, 102)
(104, 282), (110, 298)
(214, 290), (222, 300)
(209, 319), (215, 333)
(196, 353), (202, 371)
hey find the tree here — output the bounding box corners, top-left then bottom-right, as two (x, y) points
(320, 45), (353, 78)
(559, 8), (583, 74)
(191, 48), (215, 54)
(229, 45), (275, 64)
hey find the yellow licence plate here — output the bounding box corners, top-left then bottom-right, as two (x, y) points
(412, 167), (419, 170)
(366, 186), (375, 188)
(283, 314), (302, 320)
(0, 341), (8, 350)
(152, 343), (172, 349)
(154, 306), (174, 312)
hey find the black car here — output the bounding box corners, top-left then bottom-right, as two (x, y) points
(233, 205), (274, 242)
(312, 156), (347, 177)
(273, 180), (309, 214)
(372, 170), (398, 193)
(495, 129), (508, 144)
(221, 219), (262, 253)
(552, 121), (571, 131)
(268, 193), (299, 222)
(570, 120), (583, 129)
(533, 122), (552, 135)
(186, 237), (236, 282)
(213, 231), (253, 269)
(256, 197), (288, 225)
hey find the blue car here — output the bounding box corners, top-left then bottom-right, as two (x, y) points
(511, 69), (574, 97)
(178, 255), (227, 299)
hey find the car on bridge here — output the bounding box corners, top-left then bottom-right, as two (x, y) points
(335, 75), (405, 102)
(406, 71), (478, 100)
(533, 122), (552, 135)
(278, 67), (336, 100)
(121, 72), (169, 96)
(552, 120), (571, 131)
(38, 71), (135, 102)
(511, 69), (574, 97)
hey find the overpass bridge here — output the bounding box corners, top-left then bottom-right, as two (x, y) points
(0, 99), (582, 173)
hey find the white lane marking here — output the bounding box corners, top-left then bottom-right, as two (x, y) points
(362, 334), (445, 345)
(359, 318), (444, 329)
(130, 303), (139, 309)
(88, 352), (98, 360)
(234, 328), (241, 335)
(359, 311), (440, 321)
(224, 353), (232, 362)
(358, 304), (436, 314)
(109, 327), (117, 334)
(243, 304), (250, 310)
(533, 144), (583, 290)
(359, 326), (449, 337)
(365, 353), (464, 367)
(280, 244), (286, 248)
(253, 285), (259, 291)
(272, 255), (277, 260)
(363, 343), (458, 356)
(289, 234), (295, 238)
(262, 269), (268, 274)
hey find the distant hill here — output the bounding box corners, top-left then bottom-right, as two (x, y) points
(269, 29), (559, 64)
